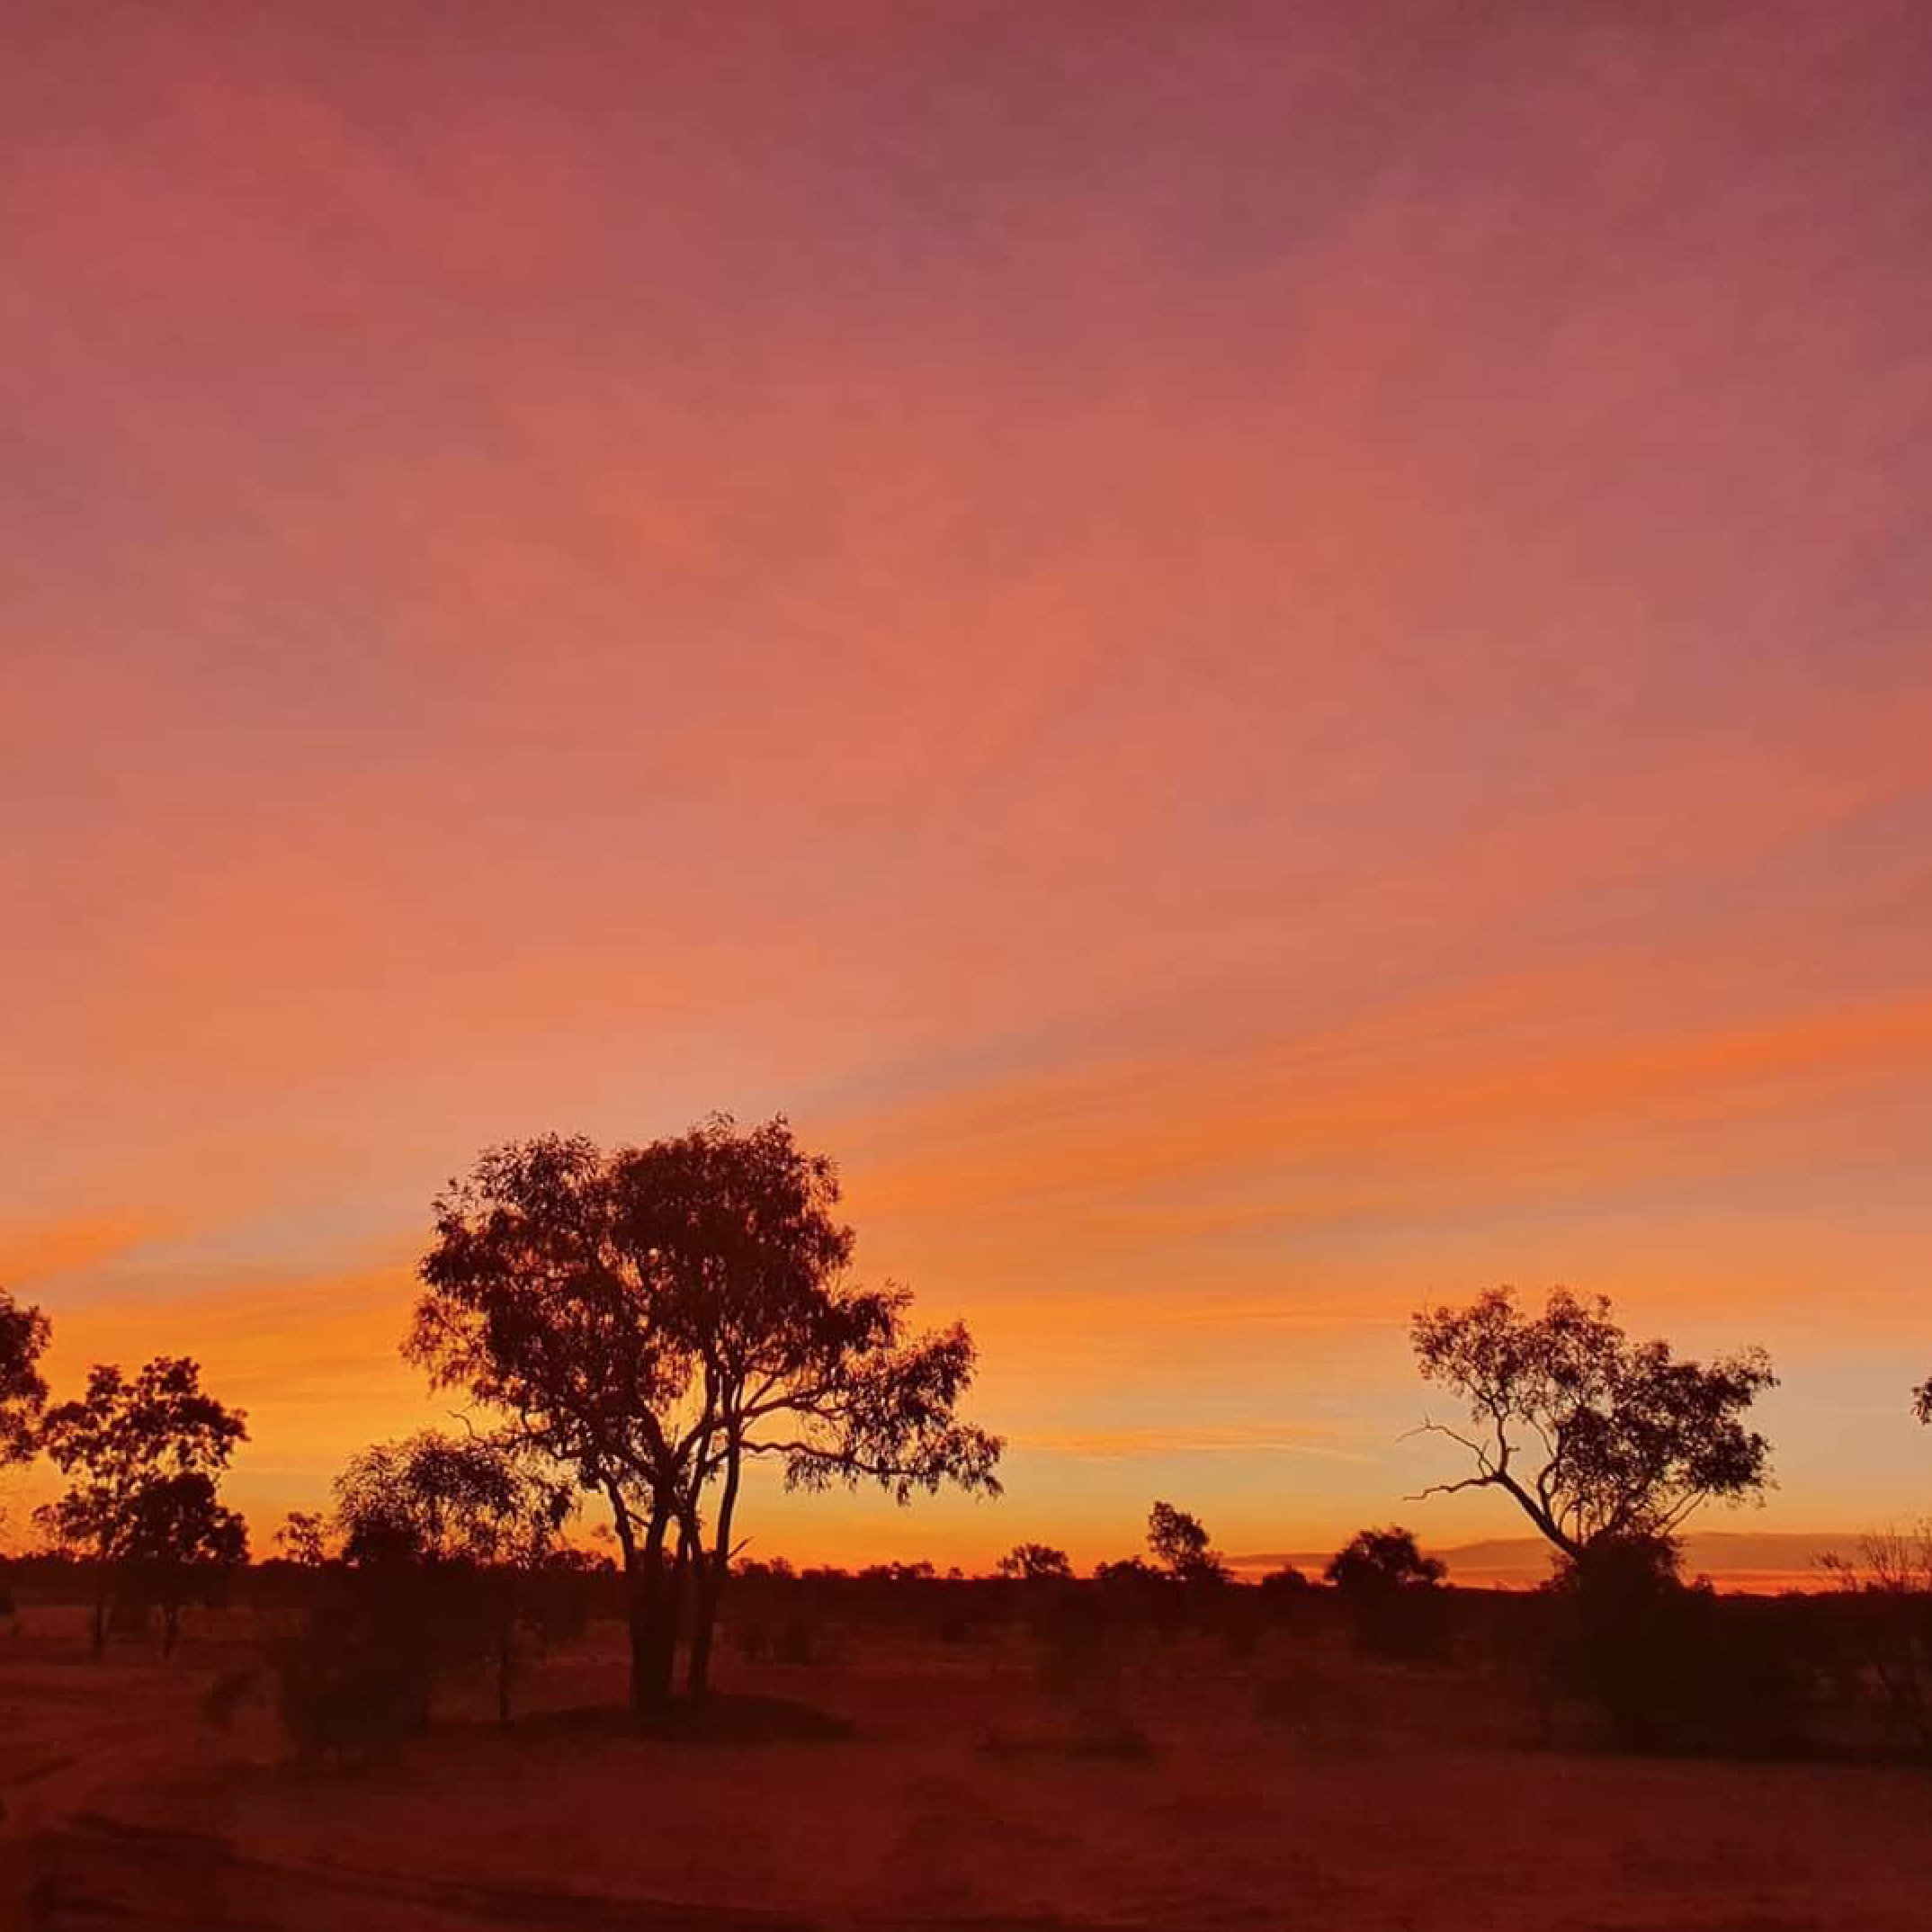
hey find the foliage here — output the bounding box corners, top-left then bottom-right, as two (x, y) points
(274, 1509), (328, 1567)
(1257, 1564), (1312, 1598)
(997, 1541), (1073, 1582)
(1147, 1500), (1227, 1582)
(1543, 1534), (1804, 1755)
(1324, 1525), (1445, 1594)
(407, 1116), (1001, 1711)
(1914, 1376), (1932, 1427)
(1818, 1522), (1932, 1755)
(270, 1599), (431, 1767)
(35, 1356), (248, 1653)
(0, 1284), (51, 1471)
(1325, 1525), (1447, 1659)
(1409, 1285), (1775, 1558)
(330, 1430), (576, 1725)
(333, 1430), (572, 1569)
(1093, 1555), (1167, 1592)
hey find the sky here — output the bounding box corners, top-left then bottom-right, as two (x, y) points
(4, 0), (1931, 1579)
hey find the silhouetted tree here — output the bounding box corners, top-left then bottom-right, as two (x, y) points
(1914, 1375), (1931, 1427)
(1257, 1563), (1311, 1599)
(126, 1471), (248, 1652)
(1326, 1525), (1446, 1659)
(997, 1542), (1074, 1581)
(1325, 1525), (1445, 1594)
(1818, 1522), (1932, 1755)
(408, 1120), (1002, 1715)
(35, 1357), (248, 1654)
(1093, 1554), (1169, 1596)
(407, 1134), (702, 1716)
(1148, 1500), (1227, 1582)
(333, 1430), (574, 1724)
(0, 1285), (51, 1478)
(274, 1509), (329, 1567)
(611, 1116), (1002, 1696)
(1409, 1286), (1775, 1561)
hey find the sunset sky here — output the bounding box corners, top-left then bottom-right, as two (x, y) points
(5, 1), (1931, 1577)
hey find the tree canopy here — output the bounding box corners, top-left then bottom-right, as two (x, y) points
(0, 1284), (51, 1470)
(334, 1430), (573, 1570)
(407, 1115), (1002, 1710)
(997, 1541), (1074, 1582)
(1147, 1499), (1226, 1582)
(1409, 1286), (1775, 1560)
(1325, 1525), (1445, 1594)
(36, 1356), (249, 1651)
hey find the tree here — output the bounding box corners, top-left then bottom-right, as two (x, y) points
(1325, 1525), (1447, 1660)
(274, 1509), (329, 1567)
(1257, 1563), (1311, 1598)
(332, 1430), (574, 1724)
(613, 1116), (1003, 1695)
(1147, 1499), (1226, 1582)
(407, 1118), (1002, 1716)
(1409, 1286), (1775, 1561)
(0, 1285), (51, 1473)
(126, 1471), (249, 1652)
(407, 1133), (702, 1716)
(1324, 1525), (1445, 1595)
(997, 1542), (1073, 1582)
(1914, 1376), (1931, 1427)
(36, 1357), (248, 1654)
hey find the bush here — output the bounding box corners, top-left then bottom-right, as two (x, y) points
(1325, 1526), (1449, 1660)
(269, 1604), (433, 1767)
(1545, 1535), (1805, 1756)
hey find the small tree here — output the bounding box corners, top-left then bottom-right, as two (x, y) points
(1324, 1525), (1445, 1595)
(126, 1472), (249, 1652)
(1148, 1500), (1226, 1583)
(1257, 1563), (1311, 1599)
(0, 1285), (51, 1473)
(1914, 1376), (1931, 1427)
(274, 1510), (329, 1567)
(36, 1357), (248, 1654)
(1326, 1525), (1446, 1660)
(333, 1430), (574, 1725)
(0, 1285), (51, 1554)
(1819, 1522), (1932, 1755)
(1409, 1286), (1775, 1561)
(997, 1541), (1073, 1582)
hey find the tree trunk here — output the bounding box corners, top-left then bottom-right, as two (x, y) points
(659, 1517), (691, 1695)
(604, 1489), (655, 1724)
(631, 1502), (677, 1719)
(686, 1443), (741, 1698)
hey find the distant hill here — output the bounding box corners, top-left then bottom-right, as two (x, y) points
(1230, 1529), (1862, 1592)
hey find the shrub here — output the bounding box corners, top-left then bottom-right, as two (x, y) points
(1545, 1534), (1805, 1756)
(1325, 1526), (1448, 1660)
(269, 1604), (433, 1767)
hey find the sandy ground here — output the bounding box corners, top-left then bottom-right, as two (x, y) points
(3, 1610), (1930, 1930)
